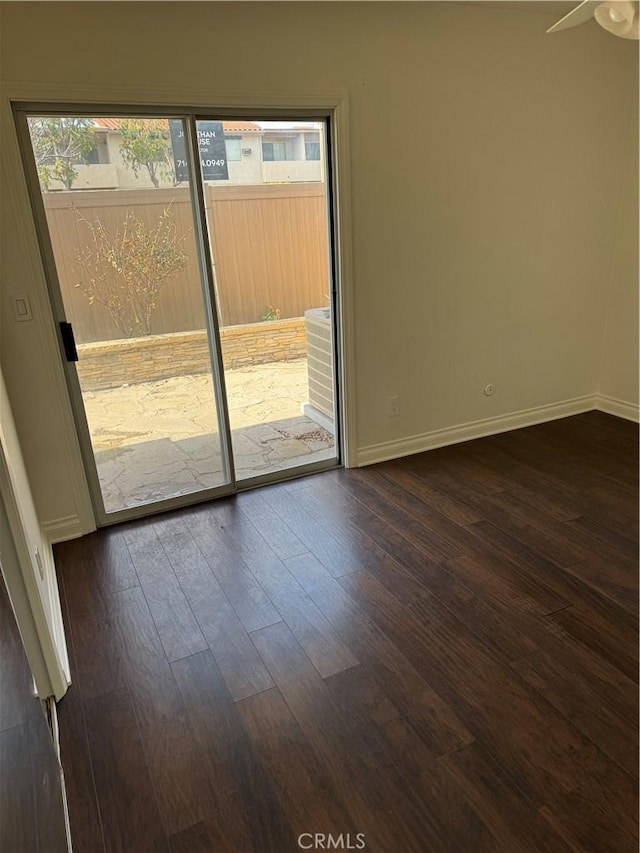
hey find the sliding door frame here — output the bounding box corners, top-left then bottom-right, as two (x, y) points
(12, 99), (353, 527)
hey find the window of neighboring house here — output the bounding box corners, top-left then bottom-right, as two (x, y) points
(81, 147), (101, 165)
(262, 140), (288, 161)
(225, 136), (242, 161)
(80, 136), (110, 165)
(304, 132), (320, 161)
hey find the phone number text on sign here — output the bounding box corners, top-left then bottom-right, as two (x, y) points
(175, 158), (226, 170)
(169, 120), (229, 182)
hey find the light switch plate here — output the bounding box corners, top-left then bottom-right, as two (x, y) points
(13, 294), (33, 322)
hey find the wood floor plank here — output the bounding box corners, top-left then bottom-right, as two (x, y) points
(237, 686), (359, 842)
(572, 409), (638, 437)
(455, 436), (584, 522)
(290, 471), (368, 523)
(465, 518), (636, 634)
(0, 605), (33, 733)
(122, 521), (208, 661)
(338, 567), (638, 836)
(108, 586), (218, 835)
(561, 555), (638, 615)
(84, 528), (139, 595)
(540, 787), (638, 853)
(335, 467), (464, 561)
(0, 565), (69, 851)
(56, 697), (105, 853)
(55, 539), (126, 702)
(434, 479), (590, 568)
(284, 551), (474, 757)
(341, 482), (570, 616)
(323, 665), (500, 853)
(585, 482), (639, 527)
(495, 426), (636, 498)
(250, 621), (449, 852)
(530, 628), (639, 729)
(442, 553), (540, 611)
(186, 511), (282, 633)
(261, 483), (365, 576)
(155, 525), (274, 701)
(83, 688), (168, 853)
(405, 443), (510, 495)
(239, 544), (358, 679)
(343, 539), (539, 664)
(565, 515), (639, 566)
(530, 420), (638, 489)
(236, 489), (308, 560)
(378, 460), (484, 525)
(300, 491), (563, 623)
(28, 707), (69, 853)
(440, 742), (574, 853)
(168, 819), (234, 853)
(512, 650), (639, 778)
(171, 649), (296, 853)
(0, 724), (39, 853)
(546, 600), (639, 682)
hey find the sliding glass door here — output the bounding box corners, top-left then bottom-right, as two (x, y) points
(196, 118), (338, 484)
(15, 108), (339, 524)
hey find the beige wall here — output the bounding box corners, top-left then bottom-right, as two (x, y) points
(599, 97), (639, 408)
(227, 134), (264, 184)
(0, 370), (69, 697)
(0, 2), (637, 532)
(262, 159), (322, 183)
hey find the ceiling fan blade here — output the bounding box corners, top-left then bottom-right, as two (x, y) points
(546, 0), (601, 32)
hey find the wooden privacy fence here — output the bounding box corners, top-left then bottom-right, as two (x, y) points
(43, 183), (330, 343)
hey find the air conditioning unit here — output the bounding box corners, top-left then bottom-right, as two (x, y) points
(241, 147), (252, 156)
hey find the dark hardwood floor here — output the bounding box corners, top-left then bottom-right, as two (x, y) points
(54, 412), (639, 853)
(0, 538), (68, 852)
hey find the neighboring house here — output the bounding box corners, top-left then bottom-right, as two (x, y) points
(58, 119), (323, 190)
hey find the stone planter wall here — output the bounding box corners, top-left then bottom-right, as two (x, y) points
(76, 318), (307, 390)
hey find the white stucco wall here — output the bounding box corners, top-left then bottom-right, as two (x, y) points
(262, 159), (322, 183)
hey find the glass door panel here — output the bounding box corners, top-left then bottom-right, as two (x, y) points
(196, 118), (338, 482)
(24, 115), (232, 516)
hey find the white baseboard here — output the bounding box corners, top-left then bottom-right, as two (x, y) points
(595, 394), (640, 423)
(39, 396), (636, 530)
(42, 515), (84, 545)
(356, 395), (599, 467)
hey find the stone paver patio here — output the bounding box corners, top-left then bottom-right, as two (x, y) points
(81, 359), (335, 513)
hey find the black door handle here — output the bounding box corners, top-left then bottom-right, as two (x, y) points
(59, 322), (78, 362)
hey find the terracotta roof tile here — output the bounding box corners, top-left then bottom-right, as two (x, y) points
(222, 120), (262, 133)
(93, 117), (261, 133)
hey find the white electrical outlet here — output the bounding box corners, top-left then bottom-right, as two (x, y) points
(387, 395), (400, 417)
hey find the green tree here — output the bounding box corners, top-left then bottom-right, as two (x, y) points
(75, 206), (188, 338)
(27, 117), (96, 190)
(119, 119), (175, 188)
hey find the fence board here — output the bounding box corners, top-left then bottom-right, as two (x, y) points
(43, 183), (330, 343)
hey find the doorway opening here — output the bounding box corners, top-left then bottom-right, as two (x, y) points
(16, 108), (342, 524)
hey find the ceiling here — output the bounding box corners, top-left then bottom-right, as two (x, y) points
(0, 0), (581, 11)
(455, 2), (578, 14)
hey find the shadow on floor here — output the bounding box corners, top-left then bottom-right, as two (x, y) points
(95, 415), (335, 512)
